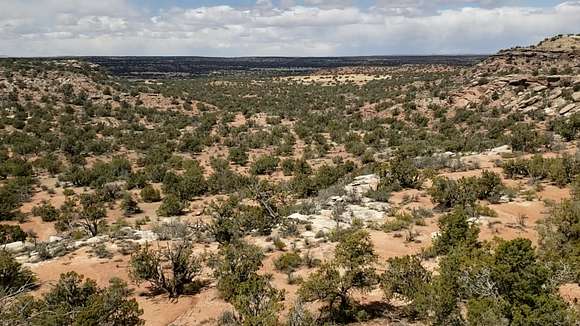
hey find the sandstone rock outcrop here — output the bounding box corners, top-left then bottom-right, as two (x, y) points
(451, 34), (580, 117)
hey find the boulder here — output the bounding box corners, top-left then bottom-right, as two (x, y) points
(518, 95), (540, 108)
(301, 231), (316, 239)
(548, 88), (563, 100)
(2, 241), (34, 254)
(547, 75), (561, 83)
(48, 236), (63, 243)
(544, 107), (557, 115)
(521, 105), (538, 113)
(489, 145), (512, 154)
(14, 255), (30, 264)
(27, 253), (42, 264)
(288, 213), (310, 222)
(344, 174), (379, 195)
(364, 201), (391, 212)
(559, 104), (577, 115)
(532, 85), (547, 93)
(508, 77), (529, 86)
(347, 205), (385, 222)
(134, 230), (159, 242)
(552, 97), (568, 108)
(85, 235), (109, 244)
(161, 217), (178, 224)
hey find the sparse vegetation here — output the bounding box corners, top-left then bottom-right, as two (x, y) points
(129, 241), (203, 298)
(1, 34), (579, 325)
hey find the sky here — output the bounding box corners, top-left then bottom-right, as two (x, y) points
(0, 0), (579, 57)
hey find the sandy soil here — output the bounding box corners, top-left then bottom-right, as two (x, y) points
(3, 147), (577, 325)
(29, 247), (202, 326)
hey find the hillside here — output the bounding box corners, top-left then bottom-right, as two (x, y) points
(1, 35), (580, 326)
(452, 34), (580, 116)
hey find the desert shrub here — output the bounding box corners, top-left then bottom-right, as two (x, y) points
(62, 188), (75, 196)
(130, 241), (202, 298)
(0, 224), (27, 244)
(32, 153), (63, 175)
(1, 157), (33, 178)
(312, 162), (354, 190)
(0, 176), (35, 220)
(140, 185), (161, 202)
(289, 174), (317, 198)
(364, 184), (390, 202)
(475, 170), (504, 202)
(217, 311), (238, 326)
(59, 156), (132, 188)
(207, 158), (252, 194)
(162, 168), (207, 201)
(231, 274), (283, 325)
(55, 197), (77, 232)
(212, 241), (264, 301)
(503, 155), (580, 187)
(272, 237), (286, 251)
(280, 219), (300, 237)
(502, 158), (531, 179)
(179, 132), (206, 153)
(0, 250), (36, 293)
(483, 239), (575, 325)
(411, 207), (434, 219)
(475, 204), (498, 217)
(299, 230), (377, 322)
(429, 172), (503, 209)
(550, 113), (580, 141)
(91, 243), (113, 259)
(153, 221), (190, 240)
(208, 197), (243, 244)
(287, 299), (316, 326)
(209, 195), (281, 243)
(302, 250), (321, 268)
(509, 123), (547, 152)
(281, 158), (296, 176)
(156, 194), (185, 217)
(572, 176), (580, 200)
(126, 172), (148, 189)
(95, 183), (124, 203)
(3, 272), (143, 325)
(144, 164), (167, 183)
(345, 140), (366, 156)
(381, 255), (430, 301)
(293, 159), (312, 175)
(361, 150), (375, 164)
(31, 200), (60, 222)
(121, 192), (141, 216)
(77, 193), (107, 236)
(377, 157), (422, 190)
(250, 155), (279, 175)
(382, 212), (415, 232)
(412, 237), (578, 325)
(428, 176), (476, 209)
(538, 199), (580, 281)
(432, 207), (479, 255)
(274, 252), (302, 280)
(228, 147), (249, 166)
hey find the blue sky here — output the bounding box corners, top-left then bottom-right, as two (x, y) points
(1, 0), (579, 56)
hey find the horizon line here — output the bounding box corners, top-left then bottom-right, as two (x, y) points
(0, 53), (491, 59)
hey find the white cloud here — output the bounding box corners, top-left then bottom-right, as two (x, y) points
(303, 0), (354, 9)
(0, 0), (579, 56)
